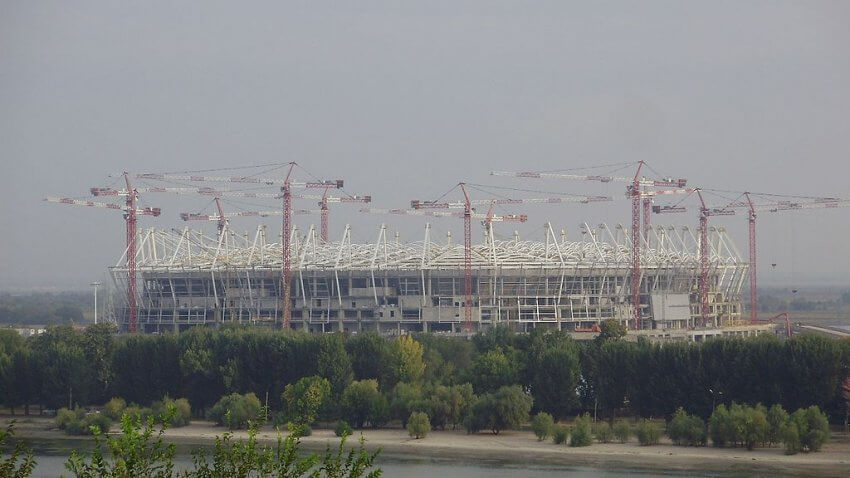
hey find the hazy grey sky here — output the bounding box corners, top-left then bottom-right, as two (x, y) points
(1, 1), (849, 290)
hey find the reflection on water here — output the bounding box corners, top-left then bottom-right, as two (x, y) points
(23, 439), (784, 478)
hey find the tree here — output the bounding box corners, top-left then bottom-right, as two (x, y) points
(531, 412), (554, 441)
(208, 393), (262, 430)
(31, 326), (91, 409)
(784, 406), (830, 453)
(345, 332), (391, 383)
(596, 319), (627, 343)
(766, 404), (789, 446)
(2, 348), (37, 415)
(529, 344), (580, 419)
(390, 335), (425, 384)
(569, 413), (592, 447)
(465, 385), (532, 435)
(341, 380), (385, 429)
(82, 323), (116, 404)
(407, 411), (430, 439)
(283, 376), (332, 425)
(466, 348), (519, 394)
(667, 408), (706, 446)
(316, 334), (354, 400)
(0, 422), (36, 478)
(388, 382), (422, 427)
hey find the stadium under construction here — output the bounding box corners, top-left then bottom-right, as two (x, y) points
(108, 222), (774, 340)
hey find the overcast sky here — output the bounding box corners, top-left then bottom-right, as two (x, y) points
(1, 1), (849, 290)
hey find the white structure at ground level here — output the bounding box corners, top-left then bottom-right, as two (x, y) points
(109, 222), (753, 337)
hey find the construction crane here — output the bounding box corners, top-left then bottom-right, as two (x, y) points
(179, 199), (318, 234)
(137, 164), (343, 329)
(44, 172), (161, 333)
(655, 193), (850, 326)
(492, 162), (688, 330)
(292, 190), (371, 243)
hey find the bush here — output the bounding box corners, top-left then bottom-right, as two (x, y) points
(462, 386), (532, 435)
(287, 422), (312, 437)
(56, 407), (84, 429)
(593, 421), (612, 443)
(569, 413), (592, 447)
(552, 425), (569, 445)
(667, 408), (706, 446)
(122, 405), (153, 423)
(83, 413), (113, 434)
(613, 420), (631, 443)
(531, 412), (554, 441)
(635, 420), (661, 446)
(407, 411), (430, 439)
(334, 420), (352, 437)
(208, 393), (262, 430)
(151, 397), (191, 427)
(103, 397), (126, 421)
(784, 406), (830, 454)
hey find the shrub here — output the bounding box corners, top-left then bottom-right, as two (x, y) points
(784, 406), (830, 454)
(56, 407), (83, 430)
(593, 421), (612, 443)
(103, 397), (126, 421)
(334, 420), (352, 437)
(287, 422), (312, 437)
(122, 405), (153, 423)
(766, 404), (789, 446)
(635, 420), (661, 446)
(742, 405), (768, 450)
(208, 393), (262, 430)
(667, 408), (706, 446)
(569, 413), (592, 447)
(151, 397), (191, 427)
(613, 420), (631, 443)
(531, 412), (554, 441)
(83, 413), (113, 435)
(64, 419), (87, 436)
(552, 425), (569, 445)
(407, 411), (430, 439)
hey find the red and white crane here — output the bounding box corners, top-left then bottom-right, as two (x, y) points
(655, 192), (850, 325)
(44, 172), (161, 333)
(137, 164), (343, 329)
(492, 162), (688, 330)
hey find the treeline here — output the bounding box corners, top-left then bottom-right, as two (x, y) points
(0, 292), (88, 325)
(1, 323), (849, 424)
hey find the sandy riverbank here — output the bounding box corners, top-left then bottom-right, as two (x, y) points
(6, 417), (849, 477)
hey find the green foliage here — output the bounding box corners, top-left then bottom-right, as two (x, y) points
(552, 425), (569, 445)
(83, 413), (114, 435)
(467, 348), (520, 394)
(612, 420), (631, 443)
(65, 413), (177, 478)
(56, 407), (112, 436)
(464, 385), (532, 435)
(596, 319), (627, 342)
(283, 376), (332, 425)
(151, 397), (191, 427)
(592, 421), (613, 443)
(208, 393), (262, 430)
(528, 337), (580, 419)
(341, 380), (387, 429)
(104, 397), (127, 421)
(287, 422), (312, 437)
(709, 402), (769, 450)
(388, 382), (422, 427)
(709, 404), (732, 447)
(569, 413), (592, 447)
(316, 333), (355, 400)
(783, 406), (830, 454)
(0, 422), (36, 478)
(318, 433), (382, 478)
(56, 407), (84, 429)
(391, 335), (426, 384)
(346, 332), (392, 383)
(531, 412), (554, 441)
(334, 420), (352, 438)
(407, 411), (430, 439)
(634, 420), (661, 446)
(0, 291), (88, 325)
(766, 404), (789, 446)
(667, 408), (706, 446)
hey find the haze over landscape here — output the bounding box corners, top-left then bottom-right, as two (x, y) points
(2, 1), (849, 290)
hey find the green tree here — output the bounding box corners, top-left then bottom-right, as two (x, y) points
(0, 422), (36, 478)
(283, 376), (332, 425)
(569, 413), (593, 447)
(82, 323), (116, 404)
(2, 348), (37, 415)
(345, 332), (391, 383)
(317, 334), (354, 400)
(466, 348), (519, 394)
(208, 393), (262, 430)
(341, 380), (385, 429)
(531, 412), (554, 441)
(667, 407), (706, 446)
(388, 382), (422, 427)
(464, 385), (532, 435)
(766, 404), (789, 446)
(529, 343), (580, 419)
(407, 411), (430, 439)
(595, 319), (627, 343)
(391, 335), (425, 384)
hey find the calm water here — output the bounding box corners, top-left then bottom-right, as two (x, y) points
(21, 440), (786, 478)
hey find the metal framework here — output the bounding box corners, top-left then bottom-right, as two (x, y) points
(109, 222), (748, 334)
